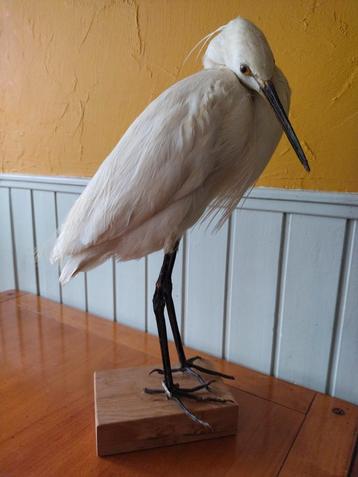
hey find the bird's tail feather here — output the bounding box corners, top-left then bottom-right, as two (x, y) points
(59, 252), (108, 285)
(59, 257), (81, 285)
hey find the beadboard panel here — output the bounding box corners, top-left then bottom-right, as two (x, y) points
(0, 174), (357, 405)
(274, 214), (346, 392)
(56, 193), (87, 311)
(0, 188), (16, 291)
(184, 221), (229, 357)
(227, 209), (284, 374)
(87, 260), (114, 321)
(329, 220), (358, 404)
(33, 190), (61, 302)
(116, 258), (146, 329)
(10, 189), (38, 294)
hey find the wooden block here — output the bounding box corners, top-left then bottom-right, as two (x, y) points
(94, 365), (238, 456)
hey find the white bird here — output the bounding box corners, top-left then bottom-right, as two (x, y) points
(51, 17), (310, 427)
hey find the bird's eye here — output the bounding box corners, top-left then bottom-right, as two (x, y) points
(240, 64), (251, 76)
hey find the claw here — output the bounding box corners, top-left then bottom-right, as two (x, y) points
(149, 365), (212, 388)
(185, 394), (234, 404)
(161, 381), (173, 398)
(176, 379), (216, 393)
(190, 363), (235, 380)
(186, 355), (203, 364)
(186, 357), (235, 380)
(144, 381), (216, 429)
(173, 396), (212, 430)
(182, 365), (207, 385)
(144, 386), (165, 395)
(145, 380), (215, 395)
(149, 368), (163, 375)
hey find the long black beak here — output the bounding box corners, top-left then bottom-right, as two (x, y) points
(262, 80), (310, 172)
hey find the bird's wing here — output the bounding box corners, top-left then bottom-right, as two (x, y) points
(52, 68), (252, 262)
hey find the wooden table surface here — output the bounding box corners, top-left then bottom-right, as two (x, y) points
(0, 290), (357, 477)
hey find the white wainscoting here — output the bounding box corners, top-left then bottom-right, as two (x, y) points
(1, 173), (357, 405)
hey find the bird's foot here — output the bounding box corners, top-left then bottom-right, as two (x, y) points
(184, 356), (235, 380)
(144, 380), (232, 428)
(150, 356), (235, 384)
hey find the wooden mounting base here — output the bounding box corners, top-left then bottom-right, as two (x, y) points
(94, 365), (239, 456)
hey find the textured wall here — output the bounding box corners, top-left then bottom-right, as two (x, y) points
(0, 0), (357, 191)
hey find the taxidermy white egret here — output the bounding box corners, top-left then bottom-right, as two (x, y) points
(51, 17), (310, 427)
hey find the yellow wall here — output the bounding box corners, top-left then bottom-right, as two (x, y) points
(1, 0), (357, 191)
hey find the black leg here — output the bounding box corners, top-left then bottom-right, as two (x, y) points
(162, 241), (186, 366)
(151, 253), (174, 389)
(145, 246), (230, 428)
(157, 241), (235, 382)
(160, 244), (208, 385)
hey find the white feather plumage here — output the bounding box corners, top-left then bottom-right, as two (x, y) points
(51, 17), (291, 284)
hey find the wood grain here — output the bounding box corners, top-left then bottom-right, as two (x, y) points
(95, 366), (238, 455)
(279, 394), (358, 477)
(0, 289), (27, 303)
(350, 440), (358, 476)
(0, 291), (356, 477)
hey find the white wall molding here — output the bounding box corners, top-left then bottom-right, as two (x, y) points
(1, 172), (358, 209)
(0, 173), (357, 405)
(0, 173), (89, 194)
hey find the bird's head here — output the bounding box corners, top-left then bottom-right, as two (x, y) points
(203, 17), (310, 172)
